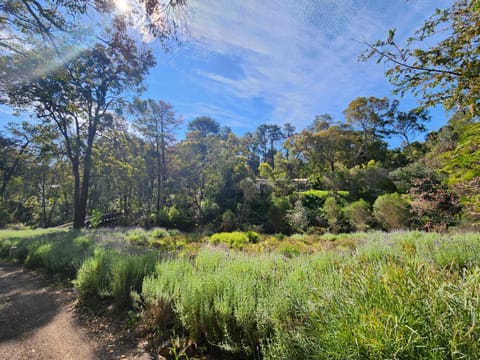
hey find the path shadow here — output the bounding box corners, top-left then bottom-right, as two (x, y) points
(0, 261), (60, 341)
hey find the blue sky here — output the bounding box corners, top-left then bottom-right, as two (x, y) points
(1, 0), (453, 143)
(143, 0), (453, 140)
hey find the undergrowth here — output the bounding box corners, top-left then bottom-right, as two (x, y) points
(1, 229), (480, 358)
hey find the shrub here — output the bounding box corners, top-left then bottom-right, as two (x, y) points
(267, 197), (291, 234)
(142, 250), (287, 357)
(90, 209), (102, 228)
(220, 209), (236, 231)
(75, 250), (157, 308)
(278, 241), (305, 257)
(285, 200), (308, 233)
(373, 193), (410, 230)
(246, 230), (260, 243)
(74, 250), (113, 302)
(110, 252), (157, 308)
(323, 196), (344, 234)
(409, 177), (461, 231)
(23, 231), (93, 278)
(345, 199), (372, 231)
(127, 229), (149, 245)
(150, 228), (169, 239)
(209, 232), (253, 249)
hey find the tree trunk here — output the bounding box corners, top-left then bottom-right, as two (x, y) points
(40, 169), (47, 228)
(156, 141), (161, 213)
(72, 157), (82, 229)
(47, 197), (57, 227)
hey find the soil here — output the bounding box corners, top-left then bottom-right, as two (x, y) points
(0, 260), (154, 360)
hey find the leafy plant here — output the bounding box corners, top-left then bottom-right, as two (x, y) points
(344, 199), (372, 231)
(373, 193), (410, 230)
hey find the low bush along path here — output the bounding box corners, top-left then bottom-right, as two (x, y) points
(0, 260), (150, 360)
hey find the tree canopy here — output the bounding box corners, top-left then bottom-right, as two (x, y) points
(361, 0), (480, 118)
(0, 0), (478, 232)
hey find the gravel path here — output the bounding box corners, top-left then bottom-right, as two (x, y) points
(0, 260), (154, 360)
(0, 260), (96, 359)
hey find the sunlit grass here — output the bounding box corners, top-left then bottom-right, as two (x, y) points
(2, 228), (480, 358)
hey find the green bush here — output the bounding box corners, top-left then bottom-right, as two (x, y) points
(73, 250), (113, 302)
(111, 253), (157, 308)
(5, 229), (480, 359)
(345, 199), (372, 231)
(142, 250), (288, 357)
(209, 231), (256, 249)
(75, 250), (157, 308)
(246, 230), (260, 243)
(127, 229), (149, 245)
(373, 193), (410, 230)
(220, 209), (236, 232)
(22, 231), (93, 278)
(90, 209), (102, 228)
(324, 196), (345, 234)
(150, 228), (169, 239)
(277, 241), (304, 257)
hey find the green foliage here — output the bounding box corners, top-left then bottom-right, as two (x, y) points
(220, 209), (236, 231)
(345, 161), (396, 203)
(140, 232), (480, 359)
(4, 229), (480, 359)
(267, 197), (291, 234)
(277, 241), (305, 258)
(259, 162), (275, 179)
(297, 190), (348, 227)
(74, 250), (114, 302)
(142, 250), (287, 357)
(298, 189), (330, 200)
(323, 196), (344, 234)
(127, 229), (149, 245)
(246, 230), (260, 243)
(362, 1), (480, 117)
(22, 231), (93, 278)
(441, 121), (480, 183)
(373, 193), (410, 230)
(89, 209), (102, 228)
(151, 228), (169, 239)
(0, 205), (9, 228)
(344, 199), (372, 231)
(74, 249), (157, 308)
(298, 190), (349, 203)
(453, 177), (480, 223)
(209, 231), (260, 249)
(389, 160), (437, 193)
(110, 253), (157, 308)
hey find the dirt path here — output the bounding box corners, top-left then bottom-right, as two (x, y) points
(0, 261), (152, 360)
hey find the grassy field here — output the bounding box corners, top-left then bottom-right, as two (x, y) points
(1, 228), (480, 359)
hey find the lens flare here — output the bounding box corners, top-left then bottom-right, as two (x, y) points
(115, 0), (130, 13)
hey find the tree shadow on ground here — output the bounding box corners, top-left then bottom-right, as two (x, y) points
(0, 261), (60, 341)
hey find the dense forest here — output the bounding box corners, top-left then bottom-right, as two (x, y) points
(0, 0), (479, 233)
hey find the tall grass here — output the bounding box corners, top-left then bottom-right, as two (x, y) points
(0, 228), (62, 257)
(141, 231), (480, 359)
(2, 228), (480, 358)
(12, 231), (93, 278)
(74, 249), (158, 308)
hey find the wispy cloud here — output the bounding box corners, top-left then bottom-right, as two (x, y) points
(181, 0), (451, 130)
(176, 100), (260, 131)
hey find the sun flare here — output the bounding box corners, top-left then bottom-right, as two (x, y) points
(114, 0), (130, 13)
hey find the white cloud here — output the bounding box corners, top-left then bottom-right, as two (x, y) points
(180, 0), (451, 130)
